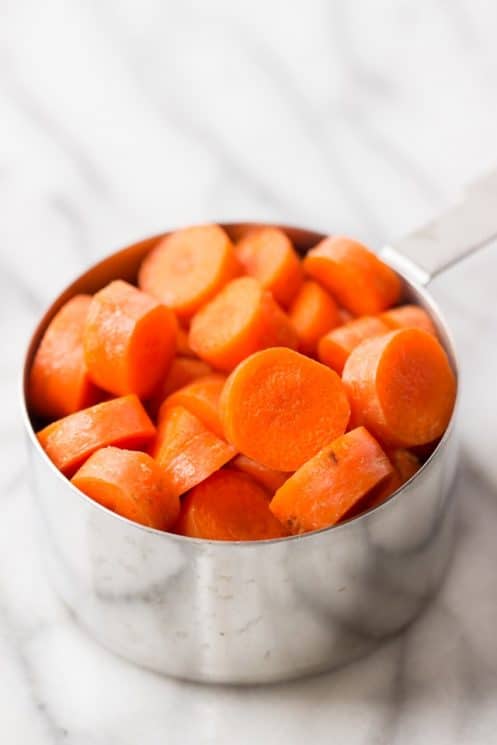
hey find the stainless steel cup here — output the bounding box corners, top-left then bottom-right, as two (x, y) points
(21, 172), (497, 684)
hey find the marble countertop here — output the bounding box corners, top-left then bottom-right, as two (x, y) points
(2, 1), (497, 742)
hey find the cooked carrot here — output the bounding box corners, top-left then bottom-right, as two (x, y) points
(288, 280), (340, 356)
(379, 304), (437, 336)
(230, 454), (290, 496)
(175, 470), (286, 540)
(220, 347), (350, 470)
(338, 308), (354, 325)
(177, 326), (195, 357)
(152, 405), (236, 498)
(360, 448), (421, 511)
(318, 316), (390, 374)
(138, 224), (241, 319)
(303, 236), (402, 315)
(147, 357), (212, 417)
(84, 280), (177, 398)
(342, 328), (456, 447)
(235, 227), (303, 307)
(72, 447), (179, 530)
(189, 277), (298, 372)
(165, 374), (226, 438)
(37, 394), (156, 476)
(28, 295), (102, 420)
(270, 427), (393, 533)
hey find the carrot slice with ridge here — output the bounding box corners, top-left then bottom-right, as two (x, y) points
(288, 280), (340, 356)
(37, 394), (156, 476)
(189, 277), (298, 372)
(318, 316), (390, 374)
(303, 236), (402, 315)
(379, 304), (437, 336)
(147, 357), (213, 417)
(72, 447), (179, 530)
(164, 374), (226, 438)
(229, 454), (290, 496)
(342, 328), (456, 447)
(84, 280), (177, 398)
(28, 295), (103, 420)
(269, 427), (393, 534)
(175, 470), (287, 540)
(220, 347), (350, 471)
(138, 224), (241, 319)
(235, 227), (303, 307)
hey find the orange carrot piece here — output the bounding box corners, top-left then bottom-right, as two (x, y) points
(342, 328), (456, 447)
(189, 277), (298, 372)
(177, 326), (195, 357)
(288, 280), (340, 355)
(138, 224), (241, 319)
(147, 357), (212, 417)
(175, 470), (286, 541)
(318, 316), (390, 374)
(28, 295), (103, 420)
(84, 280), (177, 398)
(220, 347), (350, 471)
(37, 394), (156, 476)
(72, 447), (179, 530)
(338, 308), (354, 325)
(270, 427), (392, 533)
(165, 374), (226, 438)
(303, 236), (402, 315)
(354, 448), (421, 514)
(152, 405), (236, 498)
(379, 304), (437, 336)
(230, 454), (290, 496)
(235, 227), (303, 307)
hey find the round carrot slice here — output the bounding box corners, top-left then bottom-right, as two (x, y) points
(220, 347), (350, 470)
(342, 328), (456, 447)
(175, 470), (286, 541)
(138, 224), (241, 319)
(379, 304), (437, 336)
(189, 277), (298, 372)
(303, 236), (402, 315)
(147, 357), (212, 417)
(269, 427), (393, 533)
(235, 227), (303, 307)
(72, 447), (179, 530)
(318, 316), (390, 374)
(230, 454), (290, 496)
(165, 374), (226, 438)
(84, 280), (177, 398)
(29, 295), (103, 420)
(289, 280), (340, 356)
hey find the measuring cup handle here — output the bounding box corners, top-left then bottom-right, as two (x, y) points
(381, 170), (497, 286)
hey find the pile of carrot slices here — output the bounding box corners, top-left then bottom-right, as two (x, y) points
(29, 226), (456, 540)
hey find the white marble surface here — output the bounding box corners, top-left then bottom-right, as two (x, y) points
(2, 0), (497, 741)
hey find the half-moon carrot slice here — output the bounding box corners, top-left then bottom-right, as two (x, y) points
(269, 427), (393, 534)
(37, 394), (156, 476)
(189, 277), (298, 372)
(72, 447), (179, 530)
(342, 328), (456, 447)
(152, 405), (236, 498)
(288, 280), (340, 356)
(28, 295), (103, 420)
(164, 374), (226, 438)
(138, 224), (241, 319)
(175, 469), (287, 541)
(220, 347), (350, 471)
(84, 280), (177, 398)
(303, 236), (402, 315)
(229, 454), (290, 496)
(147, 357), (213, 417)
(379, 304), (437, 336)
(318, 316), (390, 374)
(235, 227), (303, 307)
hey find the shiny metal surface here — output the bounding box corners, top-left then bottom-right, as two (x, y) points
(22, 223), (459, 684)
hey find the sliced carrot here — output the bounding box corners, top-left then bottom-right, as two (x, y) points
(288, 280), (340, 356)
(152, 405), (236, 498)
(28, 295), (103, 420)
(318, 316), (390, 374)
(270, 427), (393, 533)
(138, 224), (241, 319)
(361, 448), (421, 511)
(165, 374), (226, 438)
(379, 304), (437, 336)
(72, 447), (179, 530)
(230, 454), (290, 496)
(175, 470), (286, 541)
(235, 227), (303, 307)
(37, 394), (156, 476)
(303, 236), (402, 315)
(147, 357), (212, 417)
(189, 277), (298, 372)
(220, 347), (350, 470)
(342, 328), (456, 447)
(84, 280), (177, 398)
(176, 326), (195, 357)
